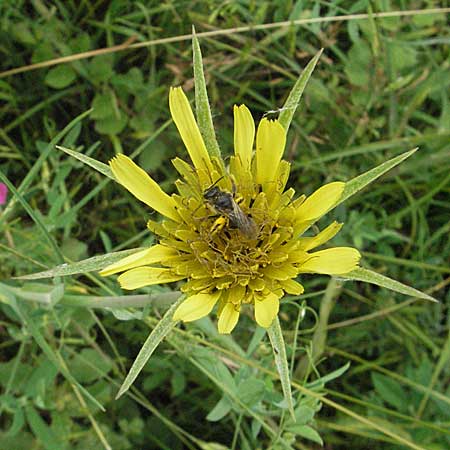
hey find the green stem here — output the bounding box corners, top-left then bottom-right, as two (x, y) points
(296, 277), (342, 379)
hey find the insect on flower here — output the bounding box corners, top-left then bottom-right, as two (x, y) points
(203, 177), (257, 239)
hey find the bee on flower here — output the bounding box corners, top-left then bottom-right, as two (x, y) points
(100, 87), (361, 334)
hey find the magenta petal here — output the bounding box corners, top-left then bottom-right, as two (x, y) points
(0, 183), (8, 205)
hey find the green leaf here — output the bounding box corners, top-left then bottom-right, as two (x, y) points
(341, 267), (437, 302)
(307, 362), (351, 389)
(15, 248), (141, 280)
(278, 49), (323, 132)
(116, 295), (185, 399)
(56, 145), (113, 179)
(372, 373), (408, 411)
(25, 405), (63, 450)
(286, 424), (323, 445)
(339, 148), (418, 205)
(44, 65), (77, 89)
(192, 27), (221, 161)
(206, 396), (232, 422)
(8, 299), (104, 411)
(90, 92), (115, 119)
(267, 316), (295, 420)
(70, 349), (113, 383)
(94, 113), (128, 135)
(237, 378), (266, 407)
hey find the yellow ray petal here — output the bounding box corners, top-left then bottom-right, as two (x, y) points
(295, 182), (345, 222)
(172, 291), (221, 322)
(169, 87), (213, 173)
(118, 267), (185, 290)
(279, 279), (304, 295)
(300, 247), (361, 275)
(100, 245), (178, 277)
(254, 292), (279, 328)
(299, 221), (343, 252)
(234, 104), (255, 170)
(255, 118), (286, 188)
(217, 303), (240, 334)
(110, 154), (179, 221)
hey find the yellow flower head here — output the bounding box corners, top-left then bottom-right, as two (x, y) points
(100, 87), (360, 334)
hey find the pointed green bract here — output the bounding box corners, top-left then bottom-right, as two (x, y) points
(339, 148), (417, 205)
(267, 316), (295, 420)
(116, 294), (185, 399)
(57, 145), (114, 179)
(278, 49), (323, 132)
(15, 248), (142, 280)
(341, 267), (437, 302)
(192, 27), (221, 160)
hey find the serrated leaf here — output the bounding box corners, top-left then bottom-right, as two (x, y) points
(267, 316), (295, 420)
(278, 49), (323, 132)
(116, 294), (185, 399)
(56, 145), (113, 179)
(339, 148), (417, 205)
(192, 27), (221, 161)
(341, 267), (437, 302)
(15, 248), (141, 280)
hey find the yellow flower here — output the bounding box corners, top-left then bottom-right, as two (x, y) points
(100, 87), (361, 334)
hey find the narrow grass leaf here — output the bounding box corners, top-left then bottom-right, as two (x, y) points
(306, 362), (351, 389)
(339, 148), (417, 205)
(278, 49), (323, 132)
(15, 248), (142, 280)
(267, 316), (295, 420)
(116, 294), (185, 399)
(341, 267), (437, 302)
(1, 109), (92, 222)
(0, 170), (64, 263)
(192, 28), (221, 160)
(25, 405), (64, 450)
(9, 298), (104, 411)
(56, 145), (113, 179)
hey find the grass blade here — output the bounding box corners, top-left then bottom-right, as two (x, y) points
(267, 316), (295, 420)
(15, 248), (142, 280)
(1, 109), (92, 222)
(56, 145), (113, 179)
(192, 27), (221, 160)
(341, 267), (437, 302)
(0, 170), (64, 263)
(7, 297), (105, 411)
(116, 294), (185, 399)
(278, 49), (323, 132)
(339, 148), (417, 205)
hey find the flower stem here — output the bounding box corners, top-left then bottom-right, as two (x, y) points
(295, 277), (342, 379)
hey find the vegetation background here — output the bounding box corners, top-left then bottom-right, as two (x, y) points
(0, 1), (449, 449)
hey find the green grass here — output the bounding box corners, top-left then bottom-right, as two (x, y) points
(1, 1), (449, 449)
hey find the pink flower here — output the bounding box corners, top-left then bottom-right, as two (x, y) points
(0, 183), (7, 205)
